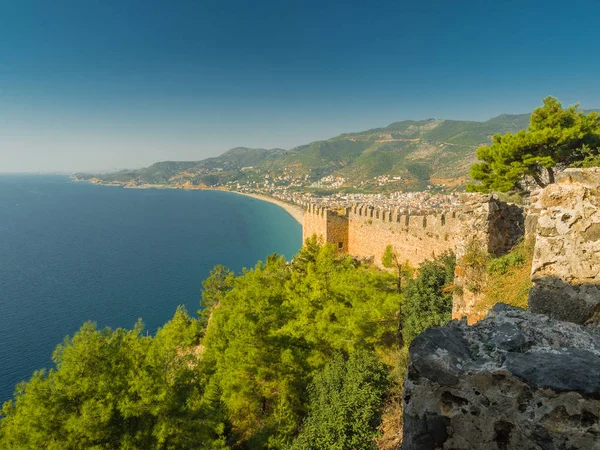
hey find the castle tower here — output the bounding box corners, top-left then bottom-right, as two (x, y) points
(302, 205), (349, 253)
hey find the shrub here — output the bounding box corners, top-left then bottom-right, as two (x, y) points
(291, 350), (389, 450)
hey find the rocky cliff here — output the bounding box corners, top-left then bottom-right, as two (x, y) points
(403, 304), (600, 449)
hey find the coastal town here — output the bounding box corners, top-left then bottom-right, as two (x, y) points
(230, 175), (462, 213)
(75, 169), (465, 214)
(266, 188), (461, 212)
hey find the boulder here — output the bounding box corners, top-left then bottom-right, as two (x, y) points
(403, 304), (600, 449)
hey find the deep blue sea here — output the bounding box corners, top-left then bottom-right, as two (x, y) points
(0, 175), (302, 403)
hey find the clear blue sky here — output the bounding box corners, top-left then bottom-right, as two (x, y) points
(1, 0), (599, 172)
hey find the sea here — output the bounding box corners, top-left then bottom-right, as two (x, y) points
(0, 175), (302, 403)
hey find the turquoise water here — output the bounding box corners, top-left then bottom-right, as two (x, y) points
(0, 175), (302, 403)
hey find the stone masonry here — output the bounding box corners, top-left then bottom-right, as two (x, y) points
(303, 204), (461, 266)
(529, 168), (600, 324)
(403, 169), (600, 449)
(302, 195), (523, 270)
(452, 195), (525, 324)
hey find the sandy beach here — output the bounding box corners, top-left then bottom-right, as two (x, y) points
(225, 191), (304, 225)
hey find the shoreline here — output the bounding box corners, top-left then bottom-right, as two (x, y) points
(223, 191), (304, 225)
(71, 177), (304, 225)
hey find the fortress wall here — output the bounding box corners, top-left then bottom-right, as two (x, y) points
(302, 205), (328, 245)
(347, 207), (461, 267)
(326, 208), (350, 253)
(302, 206), (349, 253)
(303, 196), (526, 325)
(303, 203), (463, 266)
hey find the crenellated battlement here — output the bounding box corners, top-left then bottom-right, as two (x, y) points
(347, 203), (460, 230)
(303, 195), (524, 269)
(305, 204), (350, 218)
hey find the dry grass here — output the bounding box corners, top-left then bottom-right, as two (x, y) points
(474, 239), (534, 317)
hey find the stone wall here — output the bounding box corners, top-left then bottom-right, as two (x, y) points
(346, 205), (461, 267)
(529, 168), (600, 324)
(302, 205), (349, 253)
(401, 170), (600, 449)
(403, 303), (600, 450)
(326, 207), (350, 253)
(303, 203), (463, 267)
(302, 204), (329, 246)
(452, 195), (525, 324)
(303, 196), (525, 324)
(303, 196), (524, 282)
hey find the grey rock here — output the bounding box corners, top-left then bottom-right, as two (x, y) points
(528, 284), (599, 326)
(505, 349), (600, 395)
(490, 322), (530, 352)
(410, 325), (471, 386)
(403, 304), (600, 450)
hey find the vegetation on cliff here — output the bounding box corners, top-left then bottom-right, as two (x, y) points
(400, 251), (456, 345)
(468, 97), (600, 193)
(0, 241), (456, 449)
(466, 239), (534, 318)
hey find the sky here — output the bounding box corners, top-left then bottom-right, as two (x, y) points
(1, 0), (600, 172)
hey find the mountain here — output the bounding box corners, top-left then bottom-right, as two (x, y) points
(75, 113), (534, 192)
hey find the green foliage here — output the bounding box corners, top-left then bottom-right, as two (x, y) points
(570, 144), (600, 168)
(290, 350), (388, 450)
(292, 235), (323, 274)
(468, 97), (600, 192)
(573, 154), (600, 168)
(487, 251), (525, 275)
(199, 264), (234, 328)
(0, 308), (227, 449)
(382, 244), (412, 294)
(475, 240), (534, 315)
(401, 251), (456, 345)
(200, 174), (220, 186)
(1, 241), (460, 448)
(200, 244), (400, 448)
(382, 244), (395, 269)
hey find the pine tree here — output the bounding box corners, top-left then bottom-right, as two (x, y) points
(468, 96), (600, 192)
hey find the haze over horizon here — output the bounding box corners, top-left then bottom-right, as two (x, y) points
(1, 0), (600, 173)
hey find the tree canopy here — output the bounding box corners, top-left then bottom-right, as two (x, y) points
(0, 242), (458, 449)
(382, 244), (412, 294)
(0, 308), (227, 450)
(467, 96), (600, 193)
(199, 244), (401, 447)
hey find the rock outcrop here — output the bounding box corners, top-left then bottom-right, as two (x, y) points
(529, 168), (600, 324)
(403, 303), (600, 449)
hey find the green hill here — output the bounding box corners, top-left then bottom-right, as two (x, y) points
(75, 112), (539, 191)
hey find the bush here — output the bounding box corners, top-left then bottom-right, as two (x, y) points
(487, 251), (526, 275)
(400, 251), (456, 345)
(291, 350), (389, 450)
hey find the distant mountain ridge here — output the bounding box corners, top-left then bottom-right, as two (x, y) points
(74, 111), (566, 191)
